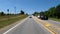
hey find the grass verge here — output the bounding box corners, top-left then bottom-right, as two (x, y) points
(49, 18), (60, 22)
(0, 15), (28, 28)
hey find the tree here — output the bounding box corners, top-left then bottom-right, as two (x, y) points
(48, 7), (55, 17)
(20, 10), (24, 15)
(40, 11), (44, 15)
(32, 4), (60, 19)
(26, 13), (28, 16)
(33, 12), (39, 16)
(43, 11), (48, 16)
(0, 12), (5, 16)
(55, 4), (60, 18)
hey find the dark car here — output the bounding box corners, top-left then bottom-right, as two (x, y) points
(43, 16), (48, 20)
(29, 16), (32, 18)
(40, 16), (48, 20)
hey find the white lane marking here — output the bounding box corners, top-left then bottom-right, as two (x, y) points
(3, 17), (28, 34)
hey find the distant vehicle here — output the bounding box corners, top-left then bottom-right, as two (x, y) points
(29, 16), (32, 18)
(29, 15), (32, 18)
(29, 17), (32, 18)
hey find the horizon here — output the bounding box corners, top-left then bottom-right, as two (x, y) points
(0, 0), (60, 14)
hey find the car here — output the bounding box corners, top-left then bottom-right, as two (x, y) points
(44, 16), (48, 20)
(29, 16), (32, 18)
(39, 15), (48, 20)
(37, 15), (40, 19)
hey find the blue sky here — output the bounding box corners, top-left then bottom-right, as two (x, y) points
(0, 0), (60, 14)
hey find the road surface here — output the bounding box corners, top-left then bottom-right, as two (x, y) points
(43, 20), (60, 34)
(43, 20), (60, 27)
(3, 17), (51, 34)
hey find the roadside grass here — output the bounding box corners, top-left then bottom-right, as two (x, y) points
(0, 15), (28, 28)
(0, 15), (20, 20)
(49, 18), (60, 22)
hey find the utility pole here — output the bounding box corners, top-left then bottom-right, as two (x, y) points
(7, 9), (9, 15)
(7, 9), (9, 21)
(14, 7), (16, 15)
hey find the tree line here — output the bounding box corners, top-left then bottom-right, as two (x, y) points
(33, 4), (60, 19)
(0, 10), (25, 16)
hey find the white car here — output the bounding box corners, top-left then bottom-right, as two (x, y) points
(37, 15), (40, 18)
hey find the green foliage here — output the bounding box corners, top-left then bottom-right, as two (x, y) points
(33, 4), (60, 19)
(20, 10), (25, 15)
(0, 12), (5, 16)
(33, 12), (39, 16)
(55, 4), (60, 18)
(40, 11), (45, 15)
(0, 15), (27, 28)
(26, 13), (29, 16)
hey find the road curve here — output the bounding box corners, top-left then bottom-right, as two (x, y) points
(4, 17), (51, 34)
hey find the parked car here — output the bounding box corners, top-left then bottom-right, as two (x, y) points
(37, 15), (48, 20)
(41, 16), (48, 20)
(37, 15), (40, 19)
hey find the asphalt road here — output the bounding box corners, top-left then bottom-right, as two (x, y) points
(3, 17), (51, 34)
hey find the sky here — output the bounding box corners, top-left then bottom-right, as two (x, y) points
(0, 0), (60, 14)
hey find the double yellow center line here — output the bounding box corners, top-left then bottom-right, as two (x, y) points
(32, 16), (56, 34)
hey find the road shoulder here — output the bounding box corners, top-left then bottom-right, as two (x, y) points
(0, 17), (28, 34)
